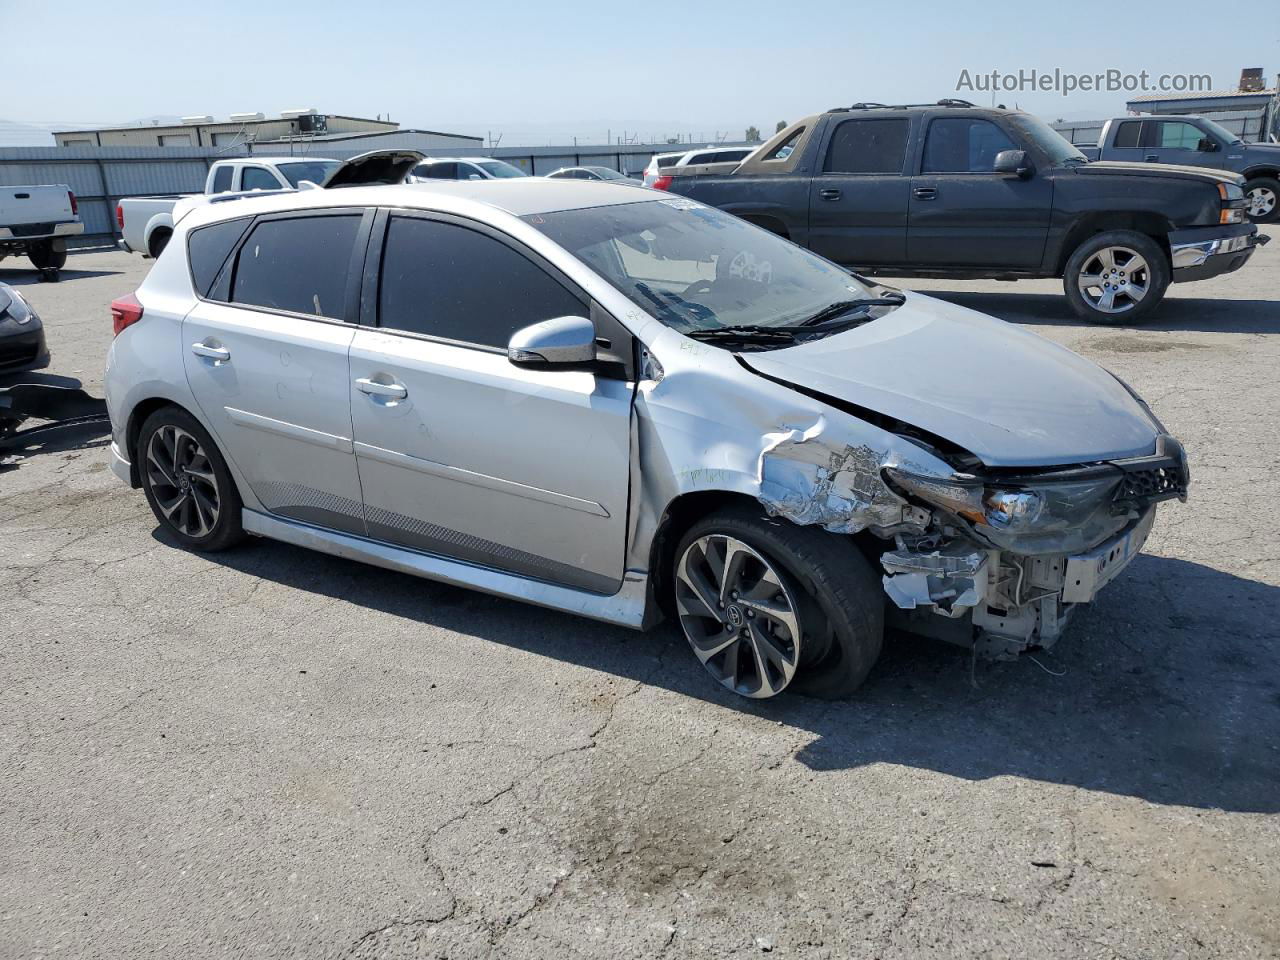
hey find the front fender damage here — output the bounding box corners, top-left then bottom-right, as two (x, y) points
(756, 416), (929, 536)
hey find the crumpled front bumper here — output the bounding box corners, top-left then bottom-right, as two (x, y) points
(882, 507), (1157, 658)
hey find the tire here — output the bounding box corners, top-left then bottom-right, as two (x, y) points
(1244, 177), (1280, 223)
(27, 240), (67, 272)
(1062, 230), (1170, 325)
(148, 229), (172, 259)
(671, 507), (884, 700)
(137, 406), (244, 552)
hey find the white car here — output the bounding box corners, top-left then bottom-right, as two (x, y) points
(641, 146), (756, 187)
(104, 179), (1186, 700)
(410, 157), (528, 181)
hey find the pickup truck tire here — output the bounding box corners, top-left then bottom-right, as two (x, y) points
(1244, 177), (1279, 223)
(27, 240), (67, 272)
(672, 507), (883, 700)
(148, 229), (172, 259)
(1063, 230), (1169, 325)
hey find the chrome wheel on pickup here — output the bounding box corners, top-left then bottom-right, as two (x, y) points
(1244, 177), (1279, 223)
(1063, 230), (1170, 324)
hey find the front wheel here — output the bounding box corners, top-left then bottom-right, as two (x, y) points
(1244, 177), (1279, 223)
(1062, 230), (1170, 324)
(138, 407), (245, 552)
(672, 508), (884, 700)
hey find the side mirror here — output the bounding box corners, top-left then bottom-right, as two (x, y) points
(993, 149), (1032, 178)
(1197, 137), (1219, 153)
(467, 173), (483, 181)
(508, 316), (597, 368)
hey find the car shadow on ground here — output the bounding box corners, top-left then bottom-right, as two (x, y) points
(896, 288), (1280, 335)
(0, 266), (123, 286)
(191, 531), (1280, 814)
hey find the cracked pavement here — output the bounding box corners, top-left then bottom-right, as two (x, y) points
(2, 242), (1278, 958)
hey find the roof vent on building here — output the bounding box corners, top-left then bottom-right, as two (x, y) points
(280, 108), (318, 119)
(1239, 68), (1265, 93)
(229, 112), (265, 122)
(181, 115), (214, 125)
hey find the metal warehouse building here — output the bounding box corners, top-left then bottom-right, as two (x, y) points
(51, 110), (480, 151)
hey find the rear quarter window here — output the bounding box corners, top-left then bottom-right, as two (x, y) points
(188, 217), (251, 298)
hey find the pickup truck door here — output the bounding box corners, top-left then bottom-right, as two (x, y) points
(907, 116), (1052, 268)
(1145, 119), (1227, 168)
(806, 116), (911, 265)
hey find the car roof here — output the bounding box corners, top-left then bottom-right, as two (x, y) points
(182, 178), (660, 231)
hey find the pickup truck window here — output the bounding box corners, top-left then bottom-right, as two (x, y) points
(922, 118), (1017, 173)
(210, 166), (233, 193)
(241, 167), (281, 191)
(1112, 121), (1141, 149)
(1156, 121), (1205, 150)
(230, 215), (362, 319)
(524, 199), (875, 334)
(823, 119), (909, 174)
(276, 161), (340, 187)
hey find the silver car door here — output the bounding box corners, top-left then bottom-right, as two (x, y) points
(348, 212), (633, 594)
(182, 208), (372, 535)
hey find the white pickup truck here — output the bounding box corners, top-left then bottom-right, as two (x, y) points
(0, 184), (84, 281)
(117, 156), (342, 258)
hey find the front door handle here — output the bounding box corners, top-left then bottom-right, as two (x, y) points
(913, 186), (938, 201)
(1144, 154), (1159, 162)
(191, 341), (230, 363)
(819, 188), (842, 201)
(355, 377), (408, 400)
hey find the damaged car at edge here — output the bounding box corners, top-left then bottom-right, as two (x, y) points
(104, 179), (1188, 700)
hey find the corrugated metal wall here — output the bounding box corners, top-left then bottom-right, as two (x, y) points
(0, 140), (751, 245)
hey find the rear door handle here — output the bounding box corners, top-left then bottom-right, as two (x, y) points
(913, 187), (938, 200)
(355, 377), (408, 400)
(819, 188), (842, 201)
(191, 341), (230, 362)
(1144, 155), (1159, 162)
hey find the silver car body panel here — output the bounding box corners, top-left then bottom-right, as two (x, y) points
(106, 180), (1173, 652)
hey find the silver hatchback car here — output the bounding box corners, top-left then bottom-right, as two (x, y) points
(105, 180), (1188, 699)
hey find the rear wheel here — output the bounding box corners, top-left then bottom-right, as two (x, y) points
(148, 229), (172, 258)
(672, 508), (883, 699)
(138, 407), (244, 552)
(27, 240), (67, 272)
(1244, 177), (1279, 223)
(1063, 230), (1169, 324)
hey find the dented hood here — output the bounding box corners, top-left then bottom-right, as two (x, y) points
(742, 293), (1159, 468)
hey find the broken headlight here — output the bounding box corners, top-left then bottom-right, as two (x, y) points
(886, 467), (1128, 553)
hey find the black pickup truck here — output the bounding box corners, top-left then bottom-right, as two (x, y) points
(660, 101), (1267, 323)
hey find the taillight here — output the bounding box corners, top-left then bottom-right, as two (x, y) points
(653, 175), (673, 191)
(110, 294), (144, 336)
(69, 191), (78, 216)
(116, 203), (124, 229)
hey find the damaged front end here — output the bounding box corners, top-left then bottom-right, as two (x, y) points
(877, 435), (1188, 658)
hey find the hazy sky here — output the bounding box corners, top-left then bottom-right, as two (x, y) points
(3, 0), (1276, 144)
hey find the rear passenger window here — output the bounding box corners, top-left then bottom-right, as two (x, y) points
(824, 119), (910, 174)
(1112, 121), (1141, 149)
(378, 216), (585, 348)
(188, 217), (251, 297)
(210, 166), (233, 193)
(230, 215), (361, 319)
(922, 118), (1017, 173)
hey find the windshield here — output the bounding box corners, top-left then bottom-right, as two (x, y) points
(476, 160), (527, 178)
(1197, 117), (1244, 145)
(523, 199), (878, 333)
(275, 161), (341, 187)
(1006, 114), (1088, 164)
(587, 167), (628, 180)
